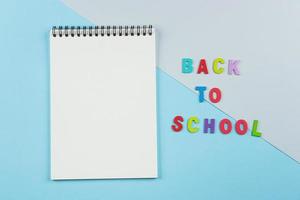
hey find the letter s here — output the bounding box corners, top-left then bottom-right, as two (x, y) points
(171, 116), (184, 132)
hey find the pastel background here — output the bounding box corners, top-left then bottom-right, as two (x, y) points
(61, 0), (300, 162)
(0, 0), (299, 199)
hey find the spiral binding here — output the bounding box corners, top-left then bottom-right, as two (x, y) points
(52, 25), (153, 37)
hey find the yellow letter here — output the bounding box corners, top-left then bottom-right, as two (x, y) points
(213, 57), (225, 74)
(187, 116), (200, 133)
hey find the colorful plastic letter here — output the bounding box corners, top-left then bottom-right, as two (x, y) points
(187, 116), (200, 133)
(171, 116), (184, 132)
(235, 119), (248, 135)
(219, 118), (232, 134)
(197, 59), (209, 74)
(251, 120), (262, 137)
(182, 58), (193, 73)
(204, 118), (216, 133)
(228, 59), (240, 75)
(213, 57), (225, 74)
(209, 87), (222, 103)
(195, 86), (207, 103)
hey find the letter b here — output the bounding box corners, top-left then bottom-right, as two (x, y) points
(182, 58), (193, 73)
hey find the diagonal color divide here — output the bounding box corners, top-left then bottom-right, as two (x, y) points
(61, 0), (300, 163)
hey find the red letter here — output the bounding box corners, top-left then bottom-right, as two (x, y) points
(197, 59), (209, 74)
(209, 87), (222, 103)
(219, 119), (232, 134)
(171, 116), (184, 132)
(235, 119), (248, 135)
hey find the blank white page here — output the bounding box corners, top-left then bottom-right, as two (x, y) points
(50, 27), (157, 180)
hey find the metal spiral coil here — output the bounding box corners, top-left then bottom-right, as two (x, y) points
(52, 25), (153, 37)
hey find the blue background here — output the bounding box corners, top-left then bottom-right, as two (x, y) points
(0, 0), (299, 199)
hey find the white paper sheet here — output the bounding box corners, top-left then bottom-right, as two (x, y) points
(50, 28), (157, 179)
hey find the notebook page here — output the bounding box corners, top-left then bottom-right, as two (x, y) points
(50, 28), (157, 179)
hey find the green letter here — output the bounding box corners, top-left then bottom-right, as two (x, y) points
(251, 120), (262, 137)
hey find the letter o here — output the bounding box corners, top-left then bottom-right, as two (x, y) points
(209, 88), (222, 103)
(235, 119), (248, 135)
(219, 119), (232, 134)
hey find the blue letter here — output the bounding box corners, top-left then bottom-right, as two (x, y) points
(182, 58), (193, 73)
(195, 86), (207, 103)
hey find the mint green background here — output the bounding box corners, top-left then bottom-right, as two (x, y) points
(0, 0), (299, 199)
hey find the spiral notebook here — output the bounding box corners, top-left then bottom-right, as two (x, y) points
(50, 25), (157, 180)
